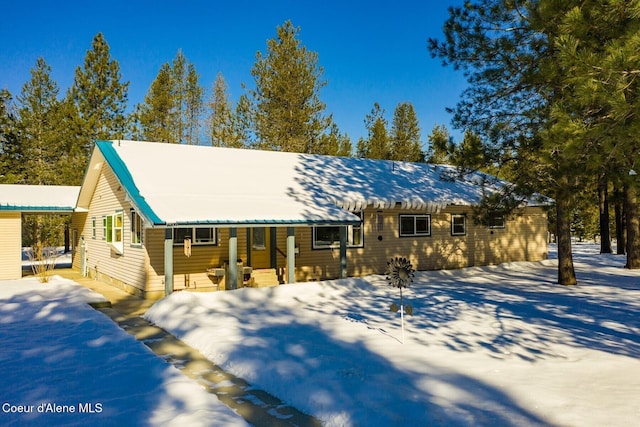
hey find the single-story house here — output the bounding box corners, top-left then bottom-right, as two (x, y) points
(64, 139), (549, 298)
(0, 184), (80, 280)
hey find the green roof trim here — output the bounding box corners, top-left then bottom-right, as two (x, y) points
(96, 140), (165, 225)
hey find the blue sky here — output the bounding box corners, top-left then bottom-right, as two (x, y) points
(1, 0), (467, 145)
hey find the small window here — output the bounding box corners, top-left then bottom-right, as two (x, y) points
(102, 216), (107, 241)
(173, 227), (217, 246)
(91, 217), (97, 239)
(399, 214), (431, 237)
(451, 214), (467, 236)
(131, 210), (143, 246)
(488, 214), (505, 229)
(313, 211), (364, 249)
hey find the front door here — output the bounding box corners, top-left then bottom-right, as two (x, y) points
(251, 227), (270, 268)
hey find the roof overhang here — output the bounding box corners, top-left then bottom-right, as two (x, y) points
(0, 185), (80, 213)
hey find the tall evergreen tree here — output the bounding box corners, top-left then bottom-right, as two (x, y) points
(69, 33), (129, 155)
(390, 102), (422, 162)
(136, 63), (174, 142)
(317, 121), (352, 156)
(358, 103), (389, 159)
(16, 57), (63, 185)
(136, 50), (203, 144)
(250, 20), (329, 153)
(552, 1), (640, 268)
(429, 0), (582, 284)
(208, 73), (241, 147)
(425, 124), (455, 164)
(0, 90), (21, 183)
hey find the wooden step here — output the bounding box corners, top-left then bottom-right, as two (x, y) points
(250, 269), (281, 287)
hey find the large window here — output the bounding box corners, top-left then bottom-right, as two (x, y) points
(313, 212), (363, 249)
(173, 227), (217, 246)
(131, 210), (143, 246)
(451, 214), (467, 236)
(399, 214), (431, 237)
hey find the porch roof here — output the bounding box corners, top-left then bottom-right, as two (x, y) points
(0, 184), (80, 213)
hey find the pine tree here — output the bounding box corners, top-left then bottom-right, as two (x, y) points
(69, 33), (129, 155)
(250, 20), (329, 153)
(16, 58), (64, 185)
(317, 121), (352, 156)
(0, 89), (21, 183)
(425, 124), (454, 164)
(183, 63), (203, 145)
(429, 0), (582, 284)
(136, 63), (174, 142)
(390, 102), (422, 162)
(359, 103), (389, 160)
(208, 73), (241, 147)
(136, 50), (204, 144)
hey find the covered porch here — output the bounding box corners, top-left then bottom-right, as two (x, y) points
(160, 223), (353, 296)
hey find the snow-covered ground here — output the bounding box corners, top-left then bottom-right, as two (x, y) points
(146, 244), (640, 427)
(0, 276), (248, 427)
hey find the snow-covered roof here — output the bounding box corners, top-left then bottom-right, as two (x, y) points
(78, 140), (548, 227)
(0, 184), (80, 212)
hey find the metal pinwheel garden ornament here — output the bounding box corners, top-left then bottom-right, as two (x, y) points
(386, 257), (415, 344)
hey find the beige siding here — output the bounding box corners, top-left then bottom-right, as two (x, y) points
(294, 206), (548, 282)
(72, 165), (150, 296)
(0, 212), (22, 280)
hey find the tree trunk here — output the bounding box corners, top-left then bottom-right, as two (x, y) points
(615, 187), (626, 255)
(556, 199), (577, 285)
(624, 184), (640, 269)
(598, 176), (612, 253)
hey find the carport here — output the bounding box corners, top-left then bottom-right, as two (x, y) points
(0, 184), (80, 279)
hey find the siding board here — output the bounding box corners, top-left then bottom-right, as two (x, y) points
(0, 213), (22, 280)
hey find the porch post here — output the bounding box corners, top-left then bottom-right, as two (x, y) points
(164, 228), (174, 295)
(339, 226), (348, 279)
(245, 227), (252, 266)
(228, 227), (238, 290)
(270, 227), (277, 269)
(287, 227), (295, 283)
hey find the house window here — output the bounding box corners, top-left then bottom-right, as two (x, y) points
(313, 212), (364, 249)
(399, 214), (431, 237)
(451, 214), (467, 236)
(253, 227), (266, 250)
(131, 210), (143, 246)
(105, 211), (124, 253)
(91, 217), (97, 239)
(102, 216), (107, 240)
(173, 227), (217, 246)
(488, 214), (506, 229)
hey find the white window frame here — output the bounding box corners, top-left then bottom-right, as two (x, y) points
(91, 217), (97, 239)
(451, 214), (467, 236)
(173, 227), (217, 246)
(104, 211), (124, 254)
(130, 210), (143, 246)
(312, 211), (364, 249)
(399, 214), (431, 237)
